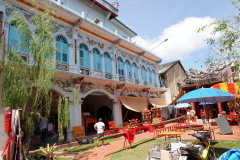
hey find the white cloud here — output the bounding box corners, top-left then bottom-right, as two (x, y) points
(132, 17), (219, 61)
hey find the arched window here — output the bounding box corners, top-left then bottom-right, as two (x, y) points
(56, 35), (68, 63)
(126, 60), (132, 78)
(133, 62), (139, 80)
(153, 69), (157, 84)
(148, 67), (152, 83)
(117, 57), (124, 76)
(142, 65), (147, 82)
(93, 48), (101, 71)
(104, 52), (112, 74)
(79, 43), (90, 69)
(8, 21), (28, 55)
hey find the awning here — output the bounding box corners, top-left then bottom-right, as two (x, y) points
(119, 96), (147, 112)
(148, 98), (167, 108)
(211, 82), (240, 98)
(169, 89), (184, 105)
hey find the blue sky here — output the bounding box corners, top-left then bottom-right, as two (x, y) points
(116, 0), (238, 72)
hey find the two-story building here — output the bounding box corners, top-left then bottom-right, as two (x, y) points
(1, 0), (167, 141)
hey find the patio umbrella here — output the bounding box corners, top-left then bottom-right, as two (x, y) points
(174, 103), (191, 108)
(177, 88), (235, 159)
(177, 88), (235, 104)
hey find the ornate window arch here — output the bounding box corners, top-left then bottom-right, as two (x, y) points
(93, 48), (101, 71)
(79, 43), (90, 69)
(117, 57), (124, 76)
(56, 35), (69, 64)
(133, 62), (139, 80)
(8, 20), (29, 55)
(104, 52), (112, 74)
(126, 59), (132, 78)
(148, 67), (152, 83)
(142, 65), (147, 82)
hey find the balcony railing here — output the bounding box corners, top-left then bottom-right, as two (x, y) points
(119, 76), (125, 82)
(105, 73), (113, 79)
(80, 68), (90, 75)
(56, 63), (69, 71)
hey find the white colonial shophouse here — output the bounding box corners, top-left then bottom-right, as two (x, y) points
(0, 0), (167, 141)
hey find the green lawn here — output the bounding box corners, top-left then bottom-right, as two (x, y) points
(110, 139), (240, 160)
(56, 137), (123, 153)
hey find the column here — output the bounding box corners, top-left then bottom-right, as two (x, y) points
(112, 100), (122, 125)
(90, 50), (94, 75)
(67, 100), (82, 142)
(217, 102), (223, 114)
(101, 54), (105, 78)
(191, 102), (196, 114)
(112, 57), (118, 80)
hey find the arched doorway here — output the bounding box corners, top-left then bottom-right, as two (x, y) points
(82, 91), (113, 135)
(97, 106), (112, 129)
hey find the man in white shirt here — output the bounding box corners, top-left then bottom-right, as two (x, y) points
(94, 118), (105, 147)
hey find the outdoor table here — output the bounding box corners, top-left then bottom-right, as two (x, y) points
(175, 124), (204, 130)
(195, 126), (218, 140)
(158, 131), (184, 141)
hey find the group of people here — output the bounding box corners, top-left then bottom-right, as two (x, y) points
(185, 108), (206, 124)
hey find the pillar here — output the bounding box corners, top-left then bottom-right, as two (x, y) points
(112, 57), (118, 80)
(67, 100), (82, 142)
(217, 102), (223, 114)
(124, 61), (128, 81)
(112, 100), (122, 125)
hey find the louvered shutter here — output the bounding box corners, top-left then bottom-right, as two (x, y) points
(9, 25), (19, 51)
(108, 56), (112, 73)
(134, 65), (139, 80)
(97, 54), (101, 71)
(85, 50), (90, 69)
(62, 43), (68, 63)
(80, 50), (84, 67)
(56, 41), (61, 62)
(93, 51), (97, 70)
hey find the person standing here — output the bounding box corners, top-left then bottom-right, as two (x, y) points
(94, 118), (105, 147)
(200, 109), (205, 124)
(190, 109), (196, 122)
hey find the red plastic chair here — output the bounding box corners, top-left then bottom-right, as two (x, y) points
(108, 121), (115, 129)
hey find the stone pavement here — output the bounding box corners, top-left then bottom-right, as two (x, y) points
(56, 124), (240, 160)
(73, 131), (153, 160)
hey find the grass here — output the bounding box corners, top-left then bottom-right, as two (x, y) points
(56, 137), (122, 153)
(110, 139), (240, 160)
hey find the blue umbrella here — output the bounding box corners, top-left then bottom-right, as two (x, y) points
(177, 88), (235, 103)
(174, 103), (191, 108)
(177, 88), (235, 159)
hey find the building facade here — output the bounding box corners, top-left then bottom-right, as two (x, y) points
(1, 0), (166, 141)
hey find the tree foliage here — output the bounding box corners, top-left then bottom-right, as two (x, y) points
(198, 0), (240, 72)
(3, 4), (74, 150)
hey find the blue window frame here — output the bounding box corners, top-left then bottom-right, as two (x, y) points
(148, 67), (152, 83)
(8, 21), (28, 55)
(117, 57), (124, 76)
(93, 48), (101, 71)
(79, 43), (90, 69)
(56, 35), (68, 64)
(133, 62), (139, 80)
(104, 52), (112, 74)
(142, 65), (147, 82)
(126, 60), (132, 78)
(153, 69), (157, 84)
